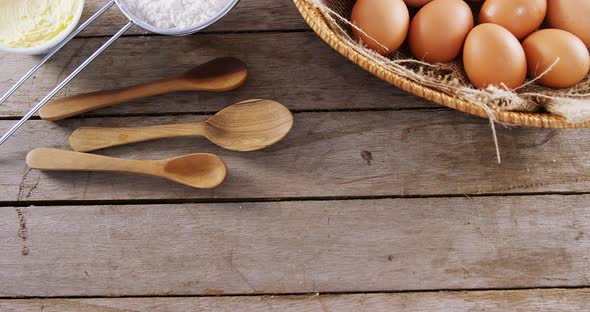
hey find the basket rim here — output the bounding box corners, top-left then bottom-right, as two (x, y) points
(293, 0), (590, 129)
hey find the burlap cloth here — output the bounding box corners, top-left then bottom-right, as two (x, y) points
(308, 0), (590, 123)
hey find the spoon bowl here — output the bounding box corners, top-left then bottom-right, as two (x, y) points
(161, 153), (227, 188)
(180, 57), (248, 91)
(203, 99), (294, 151)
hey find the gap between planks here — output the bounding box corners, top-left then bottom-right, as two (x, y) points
(3, 289), (590, 312)
(1, 286), (590, 300)
(1, 190), (590, 208)
(0, 107), (449, 121)
(74, 29), (314, 41)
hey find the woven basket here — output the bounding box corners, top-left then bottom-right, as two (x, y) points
(293, 0), (590, 128)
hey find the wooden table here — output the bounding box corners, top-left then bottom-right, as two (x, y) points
(1, 1), (589, 310)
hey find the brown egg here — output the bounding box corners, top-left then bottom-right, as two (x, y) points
(479, 0), (547, 39)
(404, 0), (433, 7)
(408, 0), (474, 63)
(351, 0), (410, 55)
(463, 23), (527, 89)
(546, 0), (590, 48)
(522, 29), (590, 88)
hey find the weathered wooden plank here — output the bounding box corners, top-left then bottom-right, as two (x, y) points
(0, 196), (589, 296)
(0, 33), (431, 118)
(0, 110), (588, 202)
(2, 289), (590, 311)
(79, 0), (307, 37)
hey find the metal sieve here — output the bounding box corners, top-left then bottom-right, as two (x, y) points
(0, 0), (240, 146)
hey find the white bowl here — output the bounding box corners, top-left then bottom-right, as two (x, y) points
(0, 0), (85, 55)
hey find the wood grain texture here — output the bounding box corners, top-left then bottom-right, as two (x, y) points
(25, 148), (228, 189)
(1, 0), (587, 303)
(1, 196), (589, 297)
(0, 110), (588, 202)
(39, 57), (249, 121)
(0, 33), (433, 118)
(68, 99), (293, 152)
(78, 0), (307, 36)
(2, 289), (590, 311)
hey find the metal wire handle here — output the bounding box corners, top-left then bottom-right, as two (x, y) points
(0, 0), (241, 147)
(0, 4), (133, 146)
(0, 1), (115, 107)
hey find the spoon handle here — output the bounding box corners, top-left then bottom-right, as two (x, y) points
(69, 122), (207, 152)
(26, 148), (153, 175)
(38, 78), (186, 121)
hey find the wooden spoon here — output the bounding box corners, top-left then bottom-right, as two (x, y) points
(26, 148), (227, 189)
(68, 99), (294, 152)
(39, 57), (248, 121)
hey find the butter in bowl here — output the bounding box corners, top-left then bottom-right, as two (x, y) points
(0, 0), (85, 55)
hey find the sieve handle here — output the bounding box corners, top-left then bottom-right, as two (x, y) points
(0, 21), (134, 147)
(0, 0), (116, 106)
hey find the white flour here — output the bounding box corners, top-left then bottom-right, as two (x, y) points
(122, 0), (233, 29)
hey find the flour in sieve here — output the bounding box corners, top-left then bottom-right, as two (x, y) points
(121, 0), (233, 29)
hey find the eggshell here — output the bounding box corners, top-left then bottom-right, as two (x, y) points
(546, 0), (590, 48)
(408, 0), (474, 63)
(404, 0), (433, 7)
(463, 23), (527, 89)
(479, 0), (547, 39)
(351, 0), (410, 55)
(522, 29), (590, 88)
